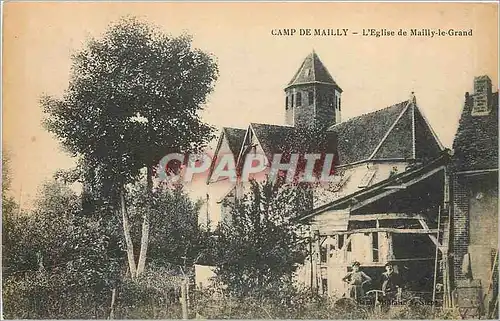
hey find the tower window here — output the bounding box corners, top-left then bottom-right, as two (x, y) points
(339, 97), (341, 111)
(285, 96), (289, 110)
(296, 92), (302, 107)
(328, 95), (334, 108)
(308, 91), (314, 105)
(291, 94), (294, 108)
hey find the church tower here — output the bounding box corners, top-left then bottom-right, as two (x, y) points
(285, 51), (342, 129)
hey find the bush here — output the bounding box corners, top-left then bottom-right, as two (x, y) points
(191, 283), (372, 319)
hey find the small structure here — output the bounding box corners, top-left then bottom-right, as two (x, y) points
(297, 152), (451, 300)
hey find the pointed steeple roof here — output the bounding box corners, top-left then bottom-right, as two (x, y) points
(286, 51), (342, 91)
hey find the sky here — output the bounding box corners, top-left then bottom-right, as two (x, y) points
(3, 2), (498, 208)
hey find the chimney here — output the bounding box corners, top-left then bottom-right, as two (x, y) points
(471, 75), (492, 116)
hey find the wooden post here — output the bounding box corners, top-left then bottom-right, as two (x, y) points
(316, 231), (323, 294)
(388, 232), (394, 261)
(309, 236), (314, 293)
(311, 230), (320, 293)
(181, 279), (189, 320)
(432, 206), (442, 312)
(444, 251), (452, 308)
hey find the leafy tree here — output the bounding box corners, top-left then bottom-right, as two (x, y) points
(2, 179), (125, 319)
(126, 182), (207, 269)
(2, 150), (23, 278)
(42, 16), (219, 277)
(211, 179), (308, 296)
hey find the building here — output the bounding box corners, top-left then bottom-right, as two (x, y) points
(450, 75), (498, 317)
(202, 52), (494, 309)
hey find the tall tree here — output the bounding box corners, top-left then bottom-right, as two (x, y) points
(127, 182), (207, 268)
(212, 179), (308, 296)
(42, 16), (218, 277)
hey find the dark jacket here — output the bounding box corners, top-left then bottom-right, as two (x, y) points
(381, 271), (402, 293)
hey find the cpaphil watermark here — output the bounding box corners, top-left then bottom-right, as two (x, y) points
(156, 152), (338, 184)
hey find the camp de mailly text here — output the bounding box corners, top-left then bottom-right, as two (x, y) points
(270, 28), (473, 37)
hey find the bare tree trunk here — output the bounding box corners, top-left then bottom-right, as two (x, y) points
(136, 167), (153, 276)
(121, 190), (137, 278)
(108, 288), (116, 319)
(136, 211), (150, 276)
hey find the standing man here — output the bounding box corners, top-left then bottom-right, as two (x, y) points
(381, 261), (402, 304)
(342, 261), (372, 301)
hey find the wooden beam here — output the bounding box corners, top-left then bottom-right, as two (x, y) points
(384, 186), (407, 189)
(349, 213), (426, 221)
(316, 233), (323, 294)
(418, 219), (440, 248)
(319, 227), (439, 235)
(455, 168), (498, 175)
(312, 230), (319, 290)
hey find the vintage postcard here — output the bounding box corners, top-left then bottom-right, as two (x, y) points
(2, 1), (498, 319)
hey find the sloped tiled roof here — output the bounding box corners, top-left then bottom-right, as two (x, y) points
(299, 152), (450, 220)
(328, 99), (443, 166)
(250, 123), (338, 162)
(328, 101), (409, 164)
(452, 92), (499, 172)
(414, 107), (442, 161)
(223, 127), (246, 158)
(372, 104), (414, 159)
(286, 51), (341, 90)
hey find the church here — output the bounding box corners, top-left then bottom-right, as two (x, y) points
(198, 51), (497, 312)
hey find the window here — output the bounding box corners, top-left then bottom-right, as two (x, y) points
(372, 232), (379, 262)
(339, 97), (342, 111)
(296, 92), (302, 107)
(308, 91), (314, 105)
(320, 245), (327, 263)
(338, 235), (344, 249)
(285, 96), (289, 110)
(291, 94), (294, 108)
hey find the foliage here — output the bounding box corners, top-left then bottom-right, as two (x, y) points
(2, 150), (20, 276)
(2, 174), (208, 318)
(41, 14), (219, 280)
(210, 179), (308, 296)
(1, 179), (124, 319)
(42, 16), (218, 186)
(192, 284), (371, 319)
(114, 263), (185, 319)
(126, 182), (208, 267)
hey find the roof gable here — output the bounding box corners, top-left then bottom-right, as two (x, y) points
(224, 127), (247, 157)
(372, 103), (414, 159)
(328, 98), (444, 166)
(329, 100), (409, 165)
(414, 107), (443, 162)
(206, 127), (245, 183)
